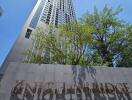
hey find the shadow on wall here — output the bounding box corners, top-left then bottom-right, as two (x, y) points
(71, 65), (97, 88)
(9, 65), (132, 100)
(71, 65), (132, 100)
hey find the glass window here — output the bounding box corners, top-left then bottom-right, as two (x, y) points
(25, 29), (32, 39)
(29, 0), (45, 29)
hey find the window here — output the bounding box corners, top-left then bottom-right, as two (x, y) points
(25, 29), (32, 39)
(29, 1), (45, 29)
(45, 4), (52, 24)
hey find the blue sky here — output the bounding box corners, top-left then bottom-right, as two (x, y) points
(0, 0), (37, 66)
(74, 0), (132, 23)
(0, 0), (132, 66)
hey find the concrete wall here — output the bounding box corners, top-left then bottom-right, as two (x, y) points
(0, 62), (132, 100)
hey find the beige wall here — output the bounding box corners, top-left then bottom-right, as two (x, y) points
(0, 63), (132, 100)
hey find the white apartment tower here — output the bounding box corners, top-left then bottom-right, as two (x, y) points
(40, 0), (76, 25)
(25, 0), (76, 59)
(25, 0), (76, 39)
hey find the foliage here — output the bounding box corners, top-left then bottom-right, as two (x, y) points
(25, 24), (99, 65)
(116, 25), (132, 67)
(80, 5), (132, 67)
(25, 5), (132, 67)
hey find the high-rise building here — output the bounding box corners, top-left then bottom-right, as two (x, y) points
(40, 0), (76, 25)
(0, 0), (76, 76)
(25, 0), (76, 39)
(0, 6), (3, 16)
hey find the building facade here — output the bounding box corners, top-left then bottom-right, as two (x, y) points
(25, 0), (76, 39)
(40, 0), (76, 25)
(0, 0), (76, 76)
(0, 6), (3, 16)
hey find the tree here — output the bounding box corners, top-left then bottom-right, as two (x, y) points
(58, 23), (95, 65)
(80, 5), (132, 67)
(25, 5), (132, 67)
(116, 25), (132, 67)
(24, 24), (98, 65)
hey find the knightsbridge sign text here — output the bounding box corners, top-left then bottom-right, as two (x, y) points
(10, 80), (132, 100)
